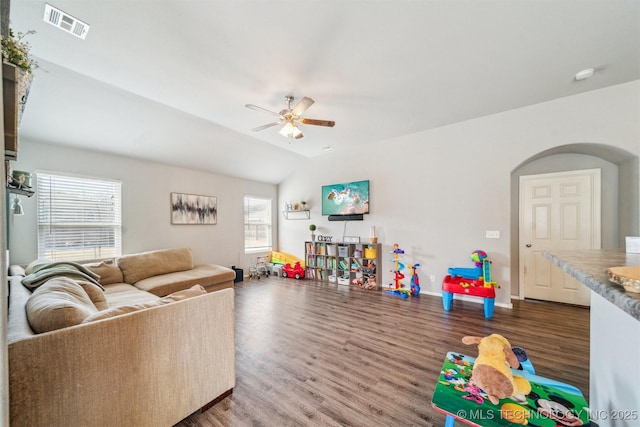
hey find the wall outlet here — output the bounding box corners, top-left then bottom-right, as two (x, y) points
(486, 230), (500, 239)
(430, 274), (436, 282)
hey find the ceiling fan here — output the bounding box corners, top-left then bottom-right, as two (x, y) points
(245, 95), (335, 141)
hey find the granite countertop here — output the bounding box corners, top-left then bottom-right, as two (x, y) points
(542, 249), (640, 321)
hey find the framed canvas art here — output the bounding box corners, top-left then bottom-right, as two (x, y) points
(171, 192), (217, 224)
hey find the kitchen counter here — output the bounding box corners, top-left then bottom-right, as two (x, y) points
(542, 248), (640, 426)
(542, 248), (640, 320)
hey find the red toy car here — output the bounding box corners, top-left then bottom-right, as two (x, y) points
(282, 261), (305, 280)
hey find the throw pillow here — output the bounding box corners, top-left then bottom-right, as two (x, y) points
(84, 261), (124, 285)
(77, 280), (109, 310)
(26, 277), (99, 333)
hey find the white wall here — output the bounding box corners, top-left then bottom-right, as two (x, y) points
(8, 141), (278, 273)
(279, 81), (640, 307)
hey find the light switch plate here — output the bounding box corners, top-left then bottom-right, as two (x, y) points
(486, 230), (500, 239)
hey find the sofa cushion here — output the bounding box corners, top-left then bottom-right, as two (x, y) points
(103, 283), (160, 308)
(134, 264), (235, 296)
(116, 247), (194, 284)
(82, 285), (206, 322)
(9, 264), (26, 276)
(84, 260), (124, 285)
(26, 277), (99, 333)
(159, 284), (207, 302)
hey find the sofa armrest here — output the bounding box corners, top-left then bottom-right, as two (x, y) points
(9, 288), (235, 427)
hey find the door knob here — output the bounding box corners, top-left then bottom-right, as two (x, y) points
(526, 244), (532, 248)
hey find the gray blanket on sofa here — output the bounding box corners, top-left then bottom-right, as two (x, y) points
(22, 261), (103, 291)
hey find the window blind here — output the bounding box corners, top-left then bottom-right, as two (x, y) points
(37, 172), (122, 262)
(244, 196), (272, 253)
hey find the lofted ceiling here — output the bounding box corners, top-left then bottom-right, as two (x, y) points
(7, 0), (640, 184)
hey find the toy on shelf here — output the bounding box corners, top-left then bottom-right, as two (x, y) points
(442, 250), (499, 318)
(282, 261), (305, 280)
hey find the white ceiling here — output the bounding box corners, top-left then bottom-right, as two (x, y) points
(9, 1), (640, 184)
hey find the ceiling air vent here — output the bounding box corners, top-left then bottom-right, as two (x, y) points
(43, 4), (90, 40)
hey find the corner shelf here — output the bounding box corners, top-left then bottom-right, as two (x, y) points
(7, 185), (34, 197)
(282, 210), (310, 220)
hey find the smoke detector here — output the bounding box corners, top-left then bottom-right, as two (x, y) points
(43, 4), (90, 40)
(575, 68), (595, 81)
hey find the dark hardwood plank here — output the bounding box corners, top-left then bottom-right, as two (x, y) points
(176, 276), (589, 426)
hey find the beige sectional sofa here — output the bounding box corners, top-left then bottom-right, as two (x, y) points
(7, 247), (236, 427)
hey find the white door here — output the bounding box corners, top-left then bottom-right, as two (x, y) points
(519, 169), (601, 306)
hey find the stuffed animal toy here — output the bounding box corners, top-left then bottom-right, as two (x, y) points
(462, 334), (532, 405)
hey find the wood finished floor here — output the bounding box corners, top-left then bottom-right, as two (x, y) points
(176, 276), (590, 427)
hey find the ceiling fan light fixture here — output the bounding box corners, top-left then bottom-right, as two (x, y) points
(279, 122), (302, 138)
(247, 95), (334, 142)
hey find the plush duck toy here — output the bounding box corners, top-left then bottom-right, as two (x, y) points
(462, 334), (532, 405)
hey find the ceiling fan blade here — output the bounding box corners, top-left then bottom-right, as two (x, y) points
(252, 122), (281, 131)
(245, 104), (281, 118)
(294, 131), (304, 139)
(300, 118), (336, 127)
(291, 97), (314, 116)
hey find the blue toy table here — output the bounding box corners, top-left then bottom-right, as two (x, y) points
(442, 275), (496, 318)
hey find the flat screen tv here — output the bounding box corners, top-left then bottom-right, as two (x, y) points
(321, 180), (369, 216)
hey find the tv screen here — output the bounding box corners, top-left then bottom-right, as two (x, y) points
(322, 180), (369, 215)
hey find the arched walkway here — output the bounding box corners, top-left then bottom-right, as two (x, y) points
(509, 143), (639, 298)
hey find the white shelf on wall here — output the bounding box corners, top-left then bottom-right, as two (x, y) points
(282, 210), (310, 220)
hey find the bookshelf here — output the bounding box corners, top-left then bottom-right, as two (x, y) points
(304, 241), (381, 290)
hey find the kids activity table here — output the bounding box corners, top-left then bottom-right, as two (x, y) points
(431, 352), (591, 426)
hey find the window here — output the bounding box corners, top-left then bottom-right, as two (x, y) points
(244, 196), (272, 253)
(37, 172), (122, 262)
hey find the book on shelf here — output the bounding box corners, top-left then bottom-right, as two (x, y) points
(306, 268), (316, 279)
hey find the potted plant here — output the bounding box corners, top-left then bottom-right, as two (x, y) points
(309, 224), (317, 241)
(301, 200), (308, 210)
(2, 29), (38, 72)
(2, 28), (38, 124)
